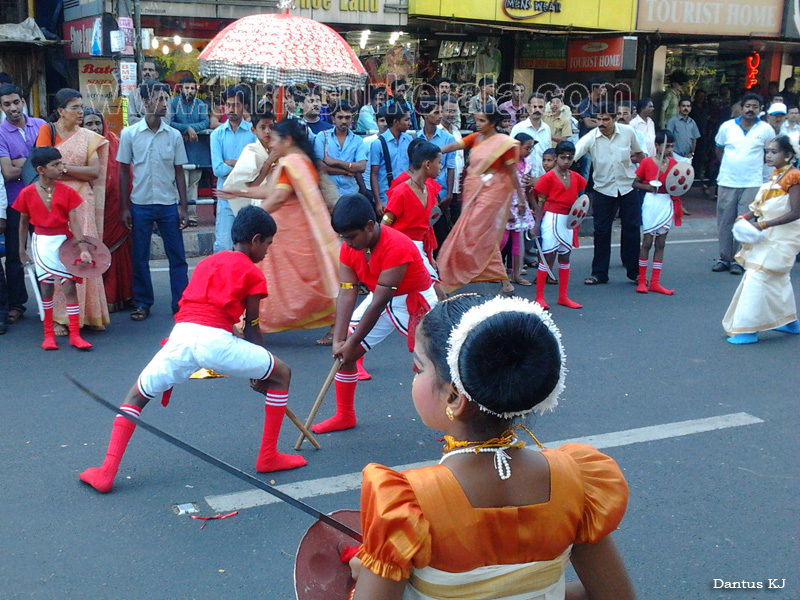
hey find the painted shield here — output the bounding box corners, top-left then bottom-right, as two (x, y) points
(664, 163), (695, 196)
(295, 510), (362, 600)
(58, 235), (111, 278)
(567, 194), (590, 230)
(430, 204), (443, 226)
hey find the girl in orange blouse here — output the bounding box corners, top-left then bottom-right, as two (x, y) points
(349, 294), (636, 600)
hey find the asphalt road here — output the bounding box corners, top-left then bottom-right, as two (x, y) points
(1, 227), (798, 600)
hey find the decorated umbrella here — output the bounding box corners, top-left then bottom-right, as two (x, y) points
(198, 12), (367, 89)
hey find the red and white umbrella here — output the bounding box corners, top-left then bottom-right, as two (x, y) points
(198, 13), (367, 88)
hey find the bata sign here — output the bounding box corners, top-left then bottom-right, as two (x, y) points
(567, 37), (637, 72)
(637, 0), (781, 36)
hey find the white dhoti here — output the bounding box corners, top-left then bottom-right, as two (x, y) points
(349, 285), (438, 351)
(539, 212), (572, 254)
(402, 547), (571, 600)
(641, 192), (673, 236)
(31, 233), (77, 283)
(412, 240), (440, 282)
(722, 173), (800, 336)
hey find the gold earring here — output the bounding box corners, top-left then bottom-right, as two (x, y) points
(446, 406), (455, 421)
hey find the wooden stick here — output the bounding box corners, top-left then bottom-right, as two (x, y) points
(294, 359), (342, 450)
(284, 407), (320, 450)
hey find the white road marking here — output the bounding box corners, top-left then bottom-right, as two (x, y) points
(205, 412), (763, 513)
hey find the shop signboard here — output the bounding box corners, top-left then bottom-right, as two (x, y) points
(141, 0), (406, 25)
(784, 0), (800, 38)
(636, 0), (782, 37)
(408, 0), (634, 31)
(78, 58), (124, 135)
(567, 37), (637, 72)
(63, 17), (103, 58)
(517, 39), (567, 69)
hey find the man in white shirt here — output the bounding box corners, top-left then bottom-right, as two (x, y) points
(713, 93), (774, 275)
(629, 98), (656, 156)
(574, 102), (645, 284)
(436, 95), (464, 245)
(780, 105), (800, 135)
(510, 93), (551, 179)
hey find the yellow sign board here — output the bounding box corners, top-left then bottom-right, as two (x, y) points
(408, 0), (635, 30)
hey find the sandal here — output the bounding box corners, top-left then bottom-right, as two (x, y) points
(7, 308), (23, 324)
(511, 276), (532, 286)
(583, 276), (608, 285)
(316, 329), (334, 346)
(131, 306), (150, 321)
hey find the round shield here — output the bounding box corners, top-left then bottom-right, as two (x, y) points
(567, 194), (590, 230)
(58, 236), (111, 278)
(295, 510), (362, 600)
(430, 204), (443, 226)
(664, 163), (695, 196)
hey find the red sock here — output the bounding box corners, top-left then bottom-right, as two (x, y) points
(356, 356), (371, 381)
(256, 391), (307, 472)
(636, 260), (649, 293)
(79, 404), (140, 493)
(535, 264), (549, 310)
(312, 370), (358, 433)
(557, 263), (582, 309)
(67, 303), (92, 350)
(42, 299), (58, 350)
(649, 261), (674, 295)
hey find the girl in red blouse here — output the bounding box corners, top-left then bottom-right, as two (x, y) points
(533, 141), (587, 310)
(16, 147), (94, 350)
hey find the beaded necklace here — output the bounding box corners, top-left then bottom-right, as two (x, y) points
(439, 424), (544, 480)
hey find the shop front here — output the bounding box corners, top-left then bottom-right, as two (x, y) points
(635, 0), (787, 103)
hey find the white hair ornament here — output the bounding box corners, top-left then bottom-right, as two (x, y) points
(446, 296), (567, 418)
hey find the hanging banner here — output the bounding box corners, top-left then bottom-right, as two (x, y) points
(567, 37), (637, 72)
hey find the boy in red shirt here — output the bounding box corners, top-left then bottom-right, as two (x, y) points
(383, 141), (443, 291)
(312, 194), (438, 434)
(533, 141), (587, 310)
(79, 206), (305, 493)
(16, 147), (94, 350)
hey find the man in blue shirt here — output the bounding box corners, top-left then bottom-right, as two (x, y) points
(370, 106), (413, 216)
(210, 84), (256, 252)
(170, 75), (210, 227)
(314, 102), (367, 197)
(302, 88), (334, 135)
(415, 97), (455, 206)
(387, 79), (418, 129)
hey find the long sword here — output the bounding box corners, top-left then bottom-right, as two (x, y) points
(67, 374), (362, 542)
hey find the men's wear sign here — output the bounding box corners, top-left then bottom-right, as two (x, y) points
(636, 0), (782, 37)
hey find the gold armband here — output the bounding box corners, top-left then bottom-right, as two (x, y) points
(340, 282), (356, 289)
(381, 215), (394, 225)
(249, 317), (260, 327)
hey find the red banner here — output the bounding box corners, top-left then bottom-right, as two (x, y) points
(567, 37), (625, 72)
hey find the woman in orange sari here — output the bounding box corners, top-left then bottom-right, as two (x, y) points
(83, 109), (133, 313)
(437, 106), (525, 295)
(36, 89), (109, 331)
(217, 118), (339, 334)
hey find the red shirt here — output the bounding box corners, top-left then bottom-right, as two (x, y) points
(175, 251), (268, 332)
(534, 170), (587, 214)
(340, 225), (432, 295)
(385, 179), (441, 242)
(13, 182), (83, 236)
(635, 157), (679, 200)
(388, 171), (410, 192)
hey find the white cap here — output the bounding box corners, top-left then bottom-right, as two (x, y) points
(768, 102), (787, 115)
